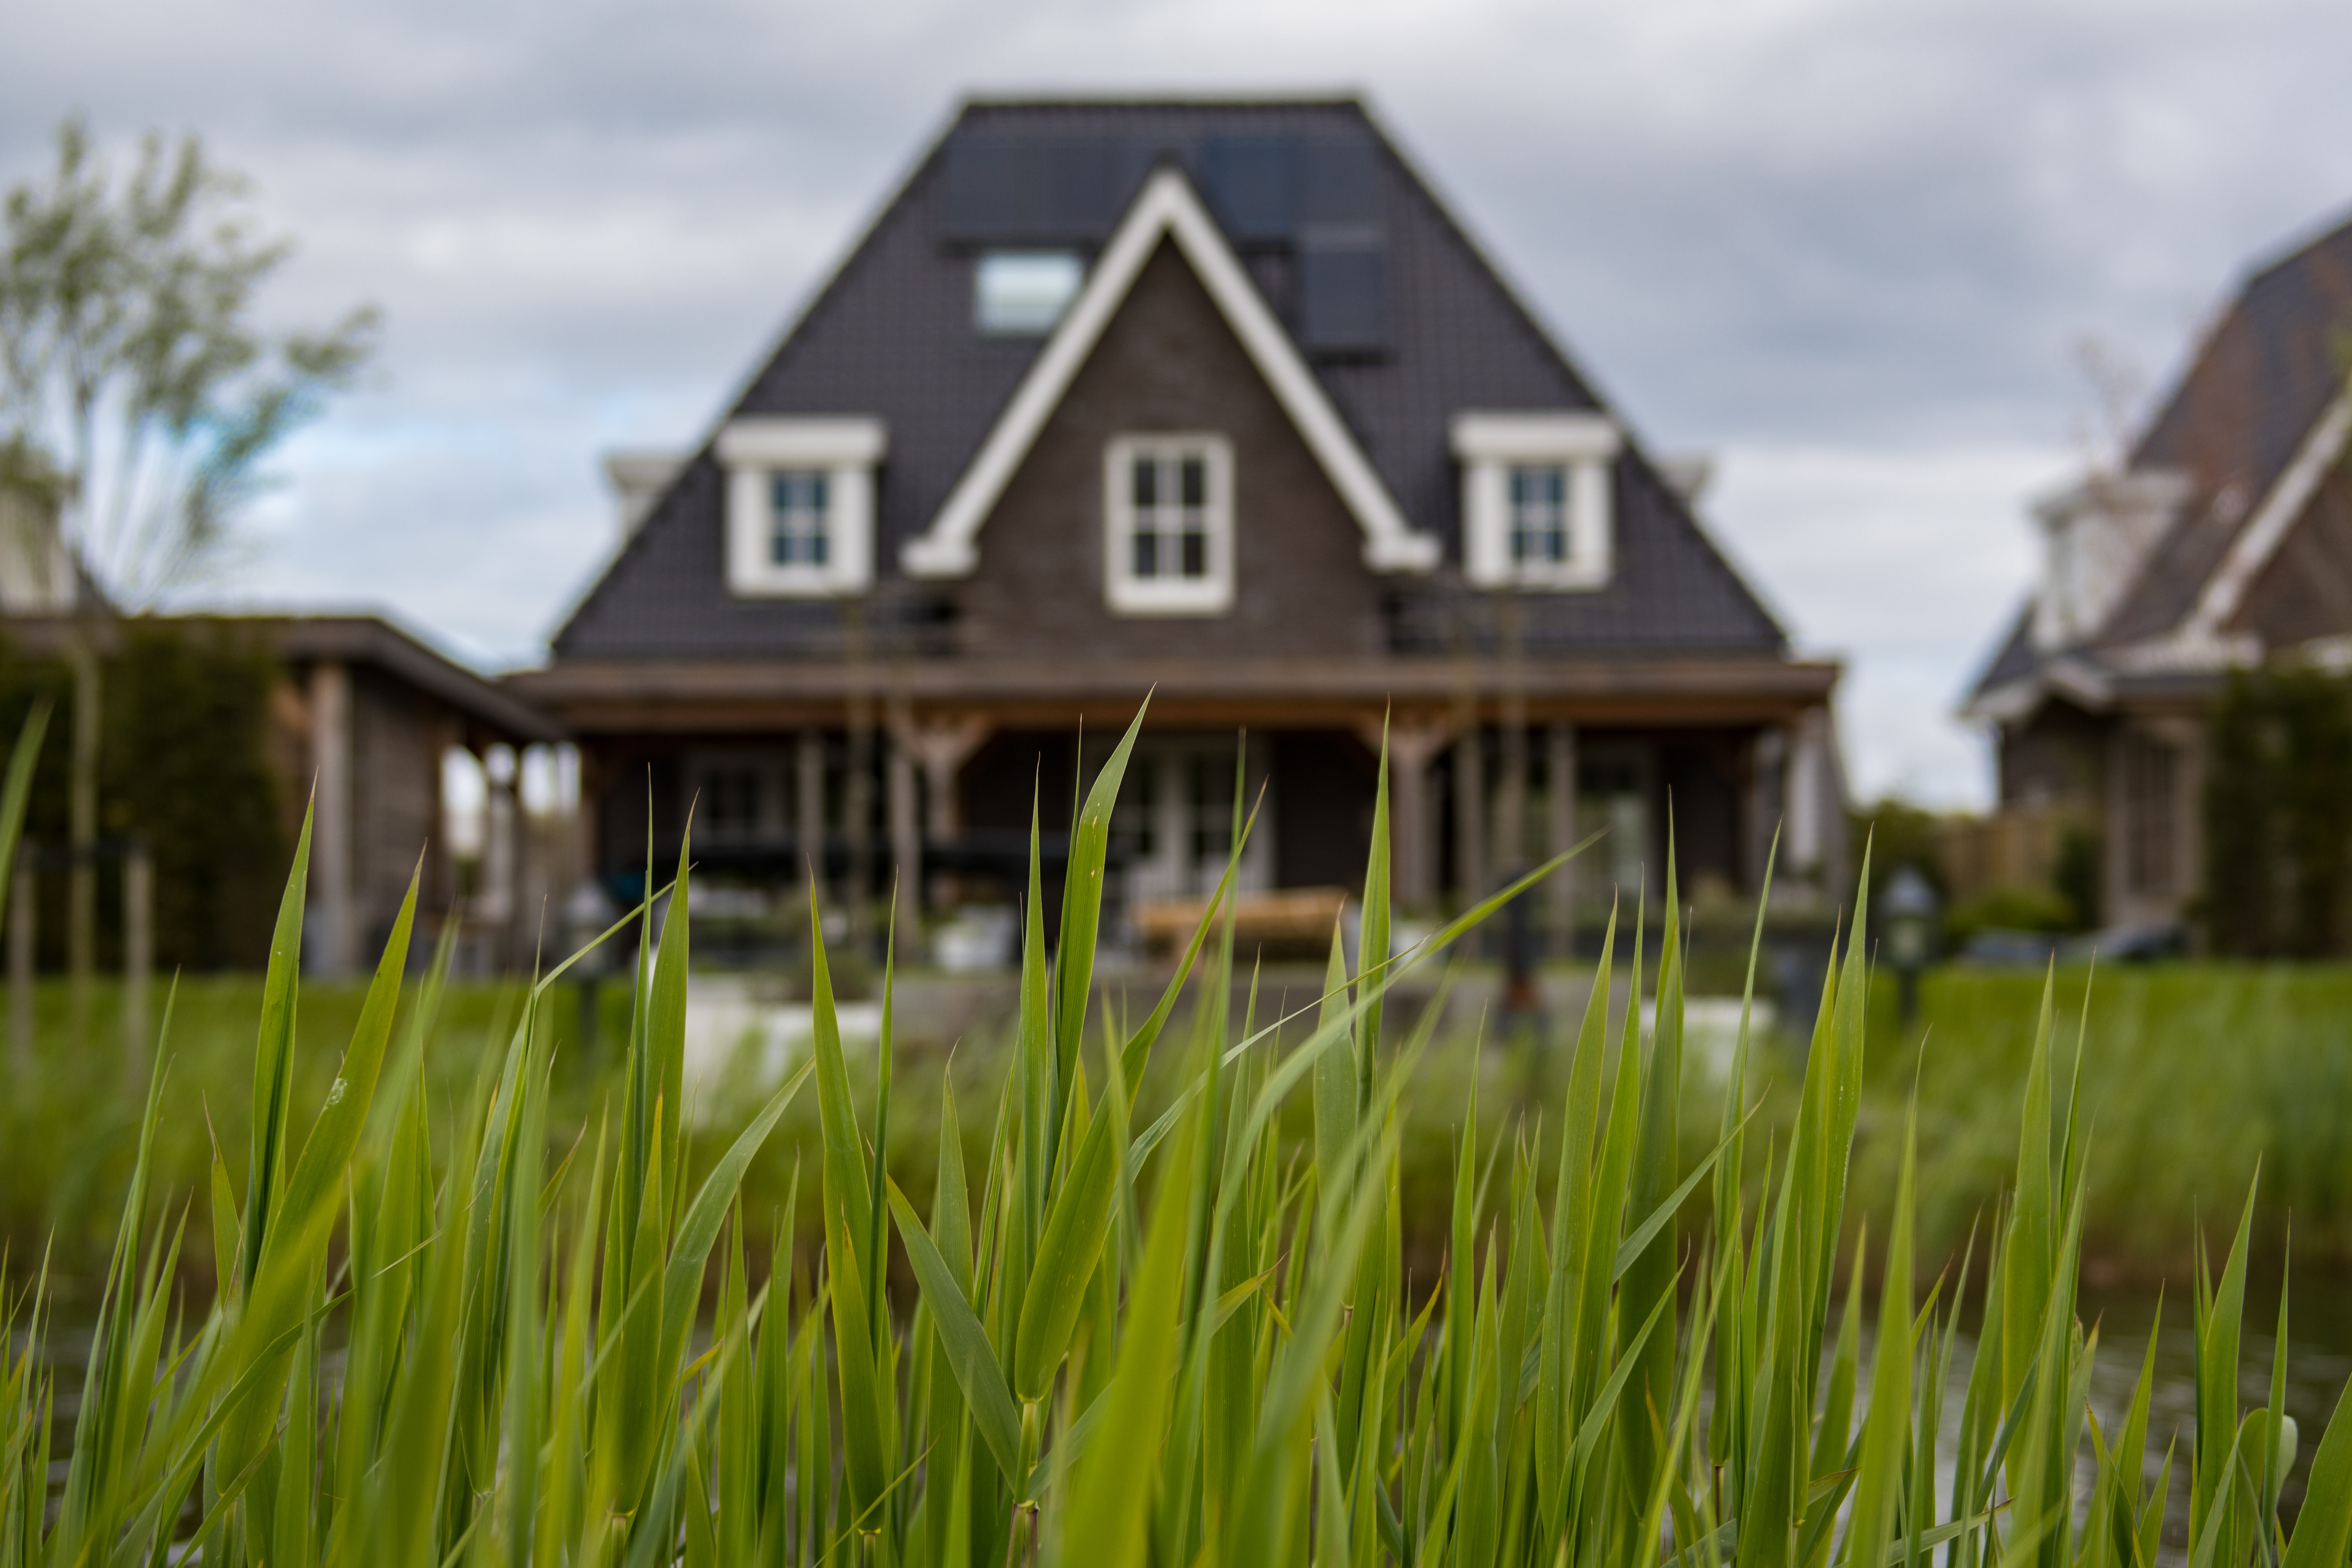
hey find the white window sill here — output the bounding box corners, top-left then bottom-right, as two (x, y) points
(1106, 581), (1233, 616)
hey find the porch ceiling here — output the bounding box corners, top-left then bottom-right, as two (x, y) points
(507, 653), (1839, 734)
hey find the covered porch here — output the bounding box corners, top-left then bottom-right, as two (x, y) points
(514, 652), (1845, 965)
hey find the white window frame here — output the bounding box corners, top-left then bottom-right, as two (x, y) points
(714, 416), (887, 597)
(1103, 433), (1235, 616)
(1449, 411), (1621, 590)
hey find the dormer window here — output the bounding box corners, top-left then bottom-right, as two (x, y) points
(1104, 434), (1233, 615)
(1508, 466), (1570, 569)
(768, 471), (831, 567)
(1451, 411), (1621, 590)
(715, 417), (886, 596)
(975, 252), (1084, 335)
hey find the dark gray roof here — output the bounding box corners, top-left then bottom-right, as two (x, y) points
(554, 97), (1786, 662)
(1964, 603), (2041, 700)
(2096, 206), (2352, 648)
(1967, 206), (2352, 705)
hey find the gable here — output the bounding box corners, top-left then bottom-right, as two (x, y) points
(2229, 464), (2352, 646)
(904, 165), (1435, 577)
(952, 237), (1386, 660)
(2093, 211), (2352, 651)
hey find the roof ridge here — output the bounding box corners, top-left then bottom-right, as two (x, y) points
(956, 92), (1368, 110)
(2239, 201), (2352, 293)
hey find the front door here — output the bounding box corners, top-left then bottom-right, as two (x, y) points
(1110, 737), (1276, 907)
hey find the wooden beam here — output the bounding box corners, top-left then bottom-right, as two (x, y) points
(310, 659), (356, 977)
(1547, 724), (1578, 955)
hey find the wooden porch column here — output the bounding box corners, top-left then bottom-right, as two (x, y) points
(1360, 717), (1452, 912)
(1453, 726), (1486, 909)
(796, 729), (827, 903)
(1497, 722), (1528, 872)
(123, 842), (151, 1083)
(1747, 727), (1787, 897)
(1546, 724), (1578, 956)
(1787, 707), (1830, 888)
(887, 738), (919, 949)
(895, 714), (992, 910)
(310, 659), (356, 977)
(481, 744), (518, 970)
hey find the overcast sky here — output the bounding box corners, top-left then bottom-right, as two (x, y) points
(7, 0), (2351, 807)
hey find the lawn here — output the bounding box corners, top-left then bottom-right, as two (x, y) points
(10, 953), (2351, 1294)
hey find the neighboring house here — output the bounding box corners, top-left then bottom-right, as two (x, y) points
(1962, 207), (2352, 933)
(2, 602), (560, 973)
(514, 97), (1844, 943)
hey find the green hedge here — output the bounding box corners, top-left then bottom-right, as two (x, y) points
(0, 617), (286, 970)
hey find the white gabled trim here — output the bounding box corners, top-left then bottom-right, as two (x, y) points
(1955, 655), (2117, 726)
(2182, 393), (2352, 642)
(901, 166), (1437, 578)
(716, 416), (888, 468)
(1448, 411), (1620, 462)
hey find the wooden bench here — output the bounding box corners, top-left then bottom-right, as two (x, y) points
(1132, 887), (1351, 958)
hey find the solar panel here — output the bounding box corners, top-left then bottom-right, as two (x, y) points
(941, 136), (1022, 239)
(1300, 139), (1380, 226)
(1201, 136), (1297, 241)
(943, 126), (1389, 360)
(942, 134), (1153, 241)
(1299, 228), (1390, 352)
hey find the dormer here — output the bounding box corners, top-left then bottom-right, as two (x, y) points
(714, 417), (888, 597)
(1451, 411), (1622, 590)
(2030, 470), (2188, 650)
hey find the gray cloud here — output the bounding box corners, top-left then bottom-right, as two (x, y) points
(6, 0), (2349, 803)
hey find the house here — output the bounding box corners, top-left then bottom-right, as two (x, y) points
(1962, 207), (2352, 933)
(1, 603), (561, 974)
(512, 97), (1845, 948)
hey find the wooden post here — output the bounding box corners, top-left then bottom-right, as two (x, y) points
(1453, 725), (1485, 910)
(898, 714), (990, 911)
(1363, 717), (1452, 913)
(310, 658), (356, 976)
(124, 841), (151, 1083)
(1547, 724), (1578, 956)
(797, 729), (827, 905)
(845, 605), (874, 952)
(887, 734), (919, 953)
(1788, 707), (1829, 889)
(8, 859), (31, 1072)
(482, 745), (517, 970)
(1497, 600), (1528, 870)
(68, 642), (97, 1043)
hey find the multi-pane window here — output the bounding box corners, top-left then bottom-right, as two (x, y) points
(2122, 733), (2178, 899)
(1129, 452), (1211, 582)
(769, 471), (830, 568)
(1507, 466), (1569, 568)
(1105, 435), (1233, 614)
